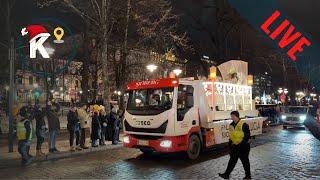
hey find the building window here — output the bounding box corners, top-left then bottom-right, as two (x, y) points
(36, 76), (40, 83)
(35, 63), (41, 71)
(16, 75), (22, 84)
(29, 76), (33, 85)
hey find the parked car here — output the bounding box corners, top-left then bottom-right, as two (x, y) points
(281, 106), (309, 129)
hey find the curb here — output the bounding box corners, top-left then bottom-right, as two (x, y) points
(36, 143), (123, 162)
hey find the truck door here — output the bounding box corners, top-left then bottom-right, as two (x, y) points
(175, 84), (198, 136)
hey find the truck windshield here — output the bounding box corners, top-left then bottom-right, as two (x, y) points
(285, 107), (308, 114)
(127, 87), (174, 115)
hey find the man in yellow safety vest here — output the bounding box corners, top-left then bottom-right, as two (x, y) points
(17, 106), (33, 165)
(219, 111), (251, 179)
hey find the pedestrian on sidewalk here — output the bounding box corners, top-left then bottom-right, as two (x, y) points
(67, 106), (81, 151)
(91, 104), (101, 147)
(17, 106), (33, 165)
(99, 106), (107, 146)
(47, 103), (61, 153)
(219, 111), (252, 179)
(34, 105), (46, 156)
(110, 107), (120, 145)
(78, 103), (90, 149)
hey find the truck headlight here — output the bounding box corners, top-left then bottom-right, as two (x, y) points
(160, 140), (172, 148)
(123, 136), (130, 144)
(299, 115), (307, 121)
(281, 115), (287, 120)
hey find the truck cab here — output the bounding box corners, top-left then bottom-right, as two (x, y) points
(123, 78), (265, 159)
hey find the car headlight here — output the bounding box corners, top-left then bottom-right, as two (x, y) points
(123, 136), (130, 144)
(160, 140), (172, 148)
(299, 115), (307, 121)
(281, 115), (287, 120)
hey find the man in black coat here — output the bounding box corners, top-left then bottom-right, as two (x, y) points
(67, 106), (81, 151)
(34, 105), (46, 156)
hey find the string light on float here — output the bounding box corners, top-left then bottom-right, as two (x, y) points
(209, 66), (217, 80)
(247, 75), (253, 86)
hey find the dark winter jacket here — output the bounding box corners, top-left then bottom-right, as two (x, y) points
(99, 114), (108, 128)
(91, 112), (101, 140)
(67, 110), (79, 132)
(47, 109), (60, 131)
(34, 108), (46, 137)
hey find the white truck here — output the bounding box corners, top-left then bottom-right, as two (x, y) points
(123, 77), (265, 159)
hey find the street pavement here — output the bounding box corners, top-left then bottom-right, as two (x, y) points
(0, 126), (319, 179)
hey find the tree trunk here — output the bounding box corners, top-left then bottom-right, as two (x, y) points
(101, 42), (110, 112)
(80, 33), (90, 103)
(118, 0), (131, 92)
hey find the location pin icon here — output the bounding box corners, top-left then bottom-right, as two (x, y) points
(53, 27), (64, 43)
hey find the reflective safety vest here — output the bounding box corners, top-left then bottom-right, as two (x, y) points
(229, 120), (244, 145)
(17, 119), (32, 141)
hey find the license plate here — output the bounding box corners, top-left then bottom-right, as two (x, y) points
(137, 140), (149, 146)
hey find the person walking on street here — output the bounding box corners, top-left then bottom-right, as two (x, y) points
(110, 107), (120, 145)
(91, 104), (101, 147)
(17, 106), (33, 165)
(34, 105), (46, 156)
(67, 106), (81, 151)
(78, 103), (90, 149)
(219, 111), (252, 179)
(47, 103), (61, 153)
(99, 106), (107, 146)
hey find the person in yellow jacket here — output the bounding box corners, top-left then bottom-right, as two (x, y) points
(17, 106), (33, 166)
(219, 111), (251, 179)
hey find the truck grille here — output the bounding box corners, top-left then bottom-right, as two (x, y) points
(124, 120), (168, 134)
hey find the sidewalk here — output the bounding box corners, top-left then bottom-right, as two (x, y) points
(0, 131), (124, 168)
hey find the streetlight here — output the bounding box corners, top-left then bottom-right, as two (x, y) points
(284, 88), (288, 94)
(173, 68), (182, 76)
(310, 93), (317, 97)
(277, 88), (283, 94)
(146, 64), (157, 73)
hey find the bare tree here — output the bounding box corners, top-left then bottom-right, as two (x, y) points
(38, 0), (190, 109)
(38, 0), (118, 110)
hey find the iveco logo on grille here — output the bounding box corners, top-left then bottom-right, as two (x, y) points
(136, 120), (151, 126)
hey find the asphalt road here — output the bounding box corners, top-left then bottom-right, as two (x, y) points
(0, 126), (319, 179)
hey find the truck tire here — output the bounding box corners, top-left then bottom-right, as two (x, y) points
(187, 134), (201, 160)
(140, 148), (153, 155)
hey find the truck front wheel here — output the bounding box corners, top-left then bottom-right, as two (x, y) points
(187, 134), (201, 160)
